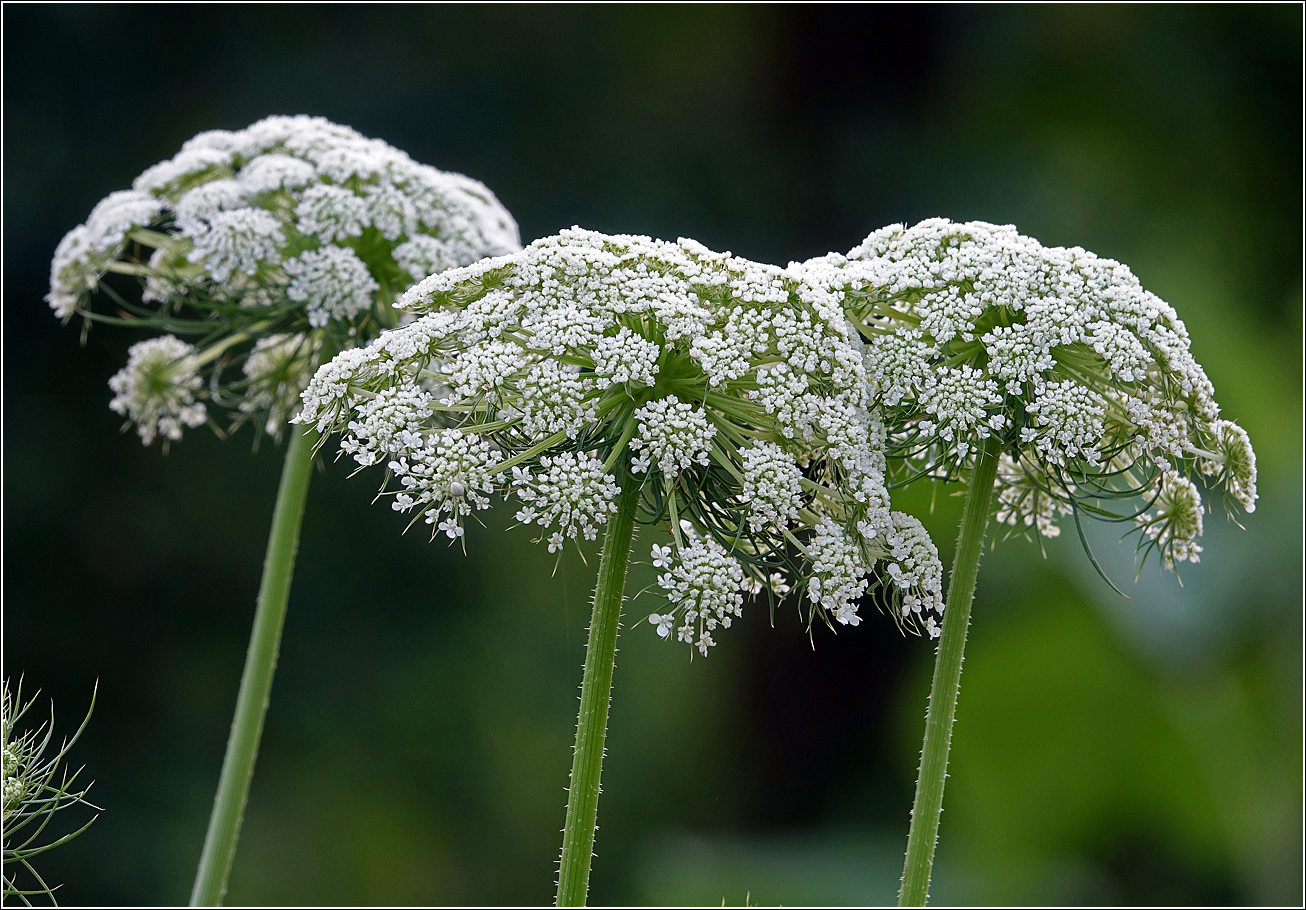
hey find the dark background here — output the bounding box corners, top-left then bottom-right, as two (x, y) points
(4, 5), (1301, 906)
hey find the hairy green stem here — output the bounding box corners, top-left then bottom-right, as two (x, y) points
(190, 425), (317, 906)
(556, 480), (642, 907)
(899, 436), (1001, 907)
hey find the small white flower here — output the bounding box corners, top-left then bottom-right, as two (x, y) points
(769, 572), (792, 597)
(648, 613), (674, 638)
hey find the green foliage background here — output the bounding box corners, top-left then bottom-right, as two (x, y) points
(4, 6), (1301, 905)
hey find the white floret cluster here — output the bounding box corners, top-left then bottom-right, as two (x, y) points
(389, 429), (497, 541)
(740, 441), (804, 532)
(340, 383), (434, 466)
(298, 228), (948, 652)
(107, 335), (208, 446)
(284, 245), (380, 327)
(1135, 473), (1205, 570)
(238, 333), (323, 437)
(650, 534), (746, 656)
(629, 398), (716, 476)
(2, 678), (96, 897)
(802, 218), (1257, 571)
(49, 115), (519, 446)
(993, 455), (1072, 540)
(2, 742), (23, 813)
(513, 453), (623, 552)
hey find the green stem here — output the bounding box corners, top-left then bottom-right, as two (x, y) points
(898, 436), (1001, 907)
(190, 425), (318, 906)
(555, 479), (642, 907)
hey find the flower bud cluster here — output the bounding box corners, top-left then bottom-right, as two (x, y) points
(3, 680), (96, 901)
(299, 228), (948, 652)
(803, 218), (1257, 571)
(49, 115), (519, 446)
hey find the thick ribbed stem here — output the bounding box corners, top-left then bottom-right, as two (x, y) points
(898, 436), (1001, 907)
(555, 482), (641, 907)
(190, 425), (317, 906)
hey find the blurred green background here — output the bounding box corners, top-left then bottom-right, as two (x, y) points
(3, 5), (1301, 906)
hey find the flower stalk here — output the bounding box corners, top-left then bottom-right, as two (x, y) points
(898, 435), (1001, 907)
(556, 478), (642, 907)
(190, 423), (318, 907)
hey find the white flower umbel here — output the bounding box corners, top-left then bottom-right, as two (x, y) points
(740, 441), (803, 533)
(49, 114), (520, 445)
(513, 453), (622, 551)
(299, 227), (950, 905)
(300, 227), (947, 653)
(804, 218), (1257, 571)
(629, 398), (716, 476)
(803, 219), (1259, 908)
(1135, 472), (1205, 570)
(285, 245), (380, 328)
(994, 454), (1072, 540)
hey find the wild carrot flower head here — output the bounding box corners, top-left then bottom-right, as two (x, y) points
(49, 115), (519, 445)
(802, 218), (1257, 572)
(3, 679), (97, 903)
(299, 228), (946, 652)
